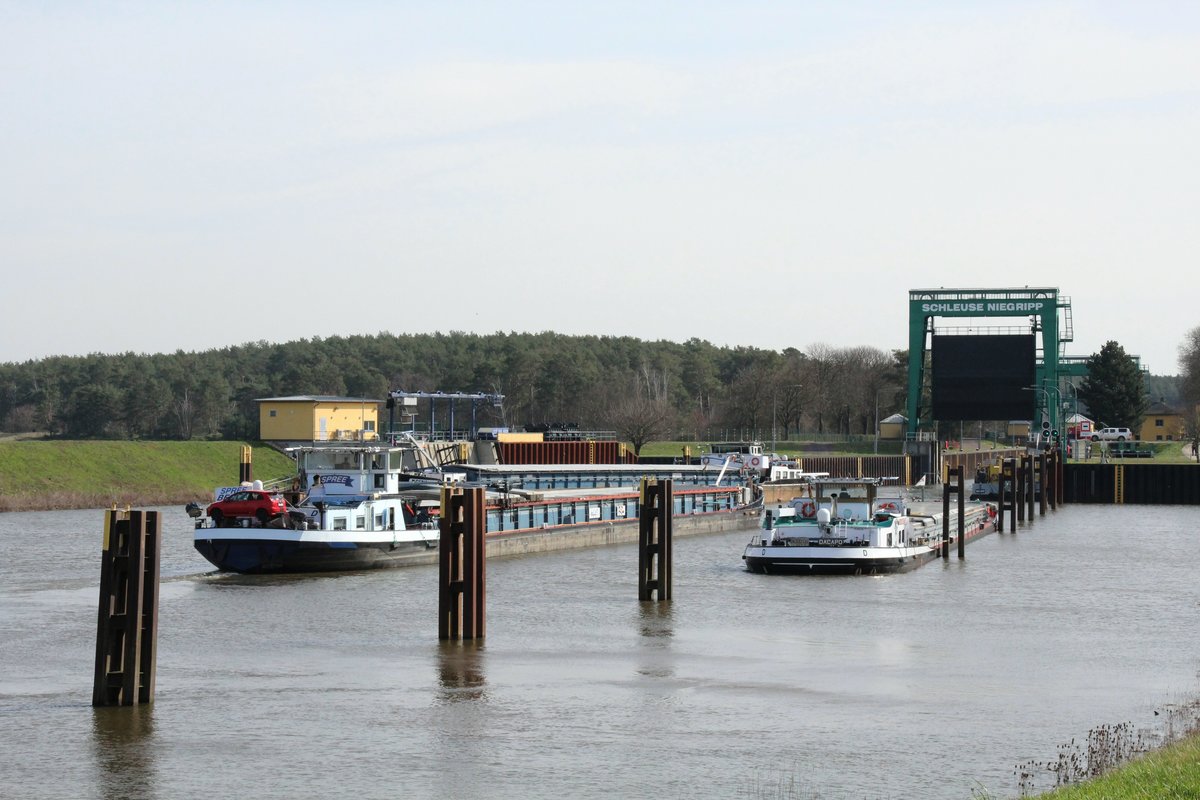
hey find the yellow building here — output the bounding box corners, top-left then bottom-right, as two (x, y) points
(1139, 401), (1185, 442)
(258, 396), (380, 442)
(878, 414), (907, 440)
(1006, 420), (1032, 441)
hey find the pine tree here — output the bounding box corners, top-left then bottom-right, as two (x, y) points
(1078, 341), (1147, 430)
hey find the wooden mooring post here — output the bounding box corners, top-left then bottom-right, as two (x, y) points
(93, 509), (161, 707)
(638, 478), (673, 601)
(942, 466), (966, 559)
(438, 486), (486, 641)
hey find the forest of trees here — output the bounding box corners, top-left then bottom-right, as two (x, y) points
(0, 333), (910, 446)
(0, 331), (1183, 449)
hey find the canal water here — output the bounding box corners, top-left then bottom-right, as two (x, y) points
(2, 504), (1198, 799)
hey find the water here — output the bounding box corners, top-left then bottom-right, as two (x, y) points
(2, 505), (1198, 800)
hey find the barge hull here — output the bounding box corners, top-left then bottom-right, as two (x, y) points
(196, 510), (759, 574)
(194, 538), (436, 574)
(743, 551), (937, 575)
(743, 515), (997, 576)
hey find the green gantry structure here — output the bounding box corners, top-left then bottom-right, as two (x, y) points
(906, 287), (1082, 443)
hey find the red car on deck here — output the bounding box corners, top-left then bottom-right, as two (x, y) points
(207, 489), (288, 527)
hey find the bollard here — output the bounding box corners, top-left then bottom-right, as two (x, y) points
(438, 486), (486, 640)
(93, 509), (161, 707)
(638, 478), (673, 601)
(239, 445), (252, 484)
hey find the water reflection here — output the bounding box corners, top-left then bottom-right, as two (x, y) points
(197, 571), (349, 588)
(437, 640), (487, 703)
(91, 706), (156, 800)
(637, 600), (674, 641)
(637, 601), (675, 680)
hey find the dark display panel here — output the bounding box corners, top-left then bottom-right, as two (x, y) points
(931, 335), (1035, 421)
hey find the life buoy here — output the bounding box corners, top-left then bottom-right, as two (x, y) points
(751, 456), (761, 467)
(800, 500), (816, 517)
(878, 501), (898, 512)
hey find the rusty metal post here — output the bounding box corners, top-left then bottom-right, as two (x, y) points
(1008, 459), (1019, 531)
(940, 471), (950, 559)
(1056, 448), (1064, 507)
(439, 486), (486, 640)
(437, 486), (460, 640)
(1046, 450), (1056, 513)
(996, 460), (1007, 534)
(93, 509), (161, 707)
(461, 487), (486, 640)
(1038, 451), (1048, 516)
(1049, 449), (1060, 508)
(638, 478), (673, 600)
(1026, 454), (1036, 521)
(941, 467), (964, 559)
(998, 458), (1016, 533)
(1015, 456), (1026, 522)
(957, 467), (966, 559)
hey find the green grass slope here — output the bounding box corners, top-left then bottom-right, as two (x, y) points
(0, 441), (296, 511)
(1034, 733), (1200, 799)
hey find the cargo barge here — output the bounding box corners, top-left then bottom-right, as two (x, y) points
(743, 477), (996, 575)
(190, 441), (753, 574)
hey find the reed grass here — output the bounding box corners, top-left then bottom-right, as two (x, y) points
(1030, 732), (1200, 799)
(1014, 698), (1200, 798)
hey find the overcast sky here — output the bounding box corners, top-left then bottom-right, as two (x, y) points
(3, 2), (1197, 374)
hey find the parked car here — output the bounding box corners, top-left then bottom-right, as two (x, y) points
(1091, 427), (1133, 442)
(207, 489), (288, 526)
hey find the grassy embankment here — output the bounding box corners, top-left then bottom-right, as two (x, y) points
(0, 440), (296, 512)
(3, 437), (1192, 512)
(1024, 733), (1200, 799)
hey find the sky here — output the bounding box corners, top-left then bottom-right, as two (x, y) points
(3, 1), (1198, 374)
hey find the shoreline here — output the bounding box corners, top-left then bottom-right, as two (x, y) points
(0, 491), (204, 514)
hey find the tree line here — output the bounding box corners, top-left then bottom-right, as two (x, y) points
(0, 330), (1181, 451)
(0, 333), (909, 448)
